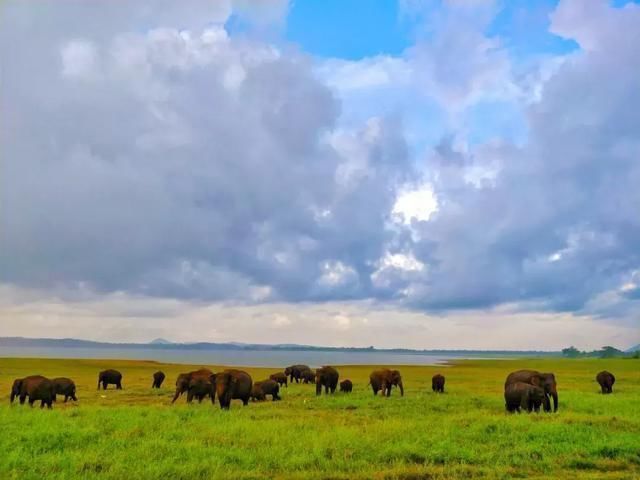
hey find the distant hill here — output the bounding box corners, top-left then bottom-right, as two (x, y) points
(626, 344), (640, 353)
(0, 336), (561, 356)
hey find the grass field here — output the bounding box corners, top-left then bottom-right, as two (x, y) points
(0, 357), (638, 479)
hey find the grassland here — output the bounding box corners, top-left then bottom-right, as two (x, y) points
(0, 357), (638, 479)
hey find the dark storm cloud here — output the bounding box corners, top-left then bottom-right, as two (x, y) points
(0, 1), (410, 303)
(1, 0), (639, 323)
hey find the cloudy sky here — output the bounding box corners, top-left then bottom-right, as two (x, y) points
(1, 0), (639, 350)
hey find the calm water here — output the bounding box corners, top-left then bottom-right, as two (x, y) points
(0, 346), (483, 367)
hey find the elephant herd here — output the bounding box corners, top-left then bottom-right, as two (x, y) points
(7, 365), (618, 412)
(503, 369), (617, 413)
(10, 376), (77, 409)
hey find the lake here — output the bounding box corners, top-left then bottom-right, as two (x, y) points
(0, 346), (496, 367)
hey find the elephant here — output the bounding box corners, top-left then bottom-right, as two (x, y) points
(504, 382), (545, 413)
(339, 379), (353, 393)
(369, 369), (404, 397)
(152, 371), (166, 389)
(596, 371), (615, 394)
(505, 370), (558, 412)
(10, 378), (24, 403)
(215, 369), (253, 409)
(52, 377), (78, 402)
(284, 365), (312, 383)
(98, 369), (123, 390)
(172, 368), (214, 403)
(251, 379), (281, 401)
(432, 374), (445, 393)
(301, 369), (316, 384)
(315, 366), (339, 396)
(187, 377), (215, 404)
(269, 372), (288, 388)
(15, 375), (55, 408)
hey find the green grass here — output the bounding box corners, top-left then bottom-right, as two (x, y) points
(0, 357), (638, 479)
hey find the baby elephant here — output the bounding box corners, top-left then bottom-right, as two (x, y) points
(251, 379), (281, 401)
(152, 371), (166, 389)
(52, 377), (78, 402)
(596, 371), (615, 394)
(269, 372), (288, 388)
(505, 382), (545, 413)
(432, 374), (445, 393)
(301, 369), (315, 384)
(187, 377), (215, 404)
(339, 379), (353, 393)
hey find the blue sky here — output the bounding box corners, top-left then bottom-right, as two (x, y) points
(1, 0), (639, 349)
(285, 0), (580, 60)
(286, 0), (413, 59)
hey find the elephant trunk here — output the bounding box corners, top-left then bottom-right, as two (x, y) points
(398, 380), (404, 396)
(551, 391), (558, 412)
(171, 389), (181, 404)
(316, 381), (322, 396)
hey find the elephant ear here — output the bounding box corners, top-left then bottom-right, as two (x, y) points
(230, 376), (238, 385)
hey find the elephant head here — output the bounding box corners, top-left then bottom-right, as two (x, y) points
(537, 373), (558, 412)
(171, 374), (190, 403)
(383, 370), (404, 396)
(10, 379), (23, 403)
(284, 367), (292, 376)
(215, 372), (237, 408)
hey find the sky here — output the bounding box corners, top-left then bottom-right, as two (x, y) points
(1, 0), (639, 350)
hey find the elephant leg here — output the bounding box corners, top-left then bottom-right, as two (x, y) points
(117, 382), (122, 390)
(243, 397), (249, 406)
(186, 391), (194, 403)
(371, 385), (377, 395)
(72, 394), (78, 401)
(20, 394), (27, 405)
(103, 382), (107, 390)
(29, 398), (35, 408)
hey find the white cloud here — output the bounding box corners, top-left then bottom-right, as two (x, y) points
(392, 185), (438, 224)
(0, 285), (636, 350)
(1, 0), (639, 349)
(61, 40), (98, 78)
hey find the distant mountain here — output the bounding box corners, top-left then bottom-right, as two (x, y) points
(626, 344), (640, 352)
(0, 336), (562, 356)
